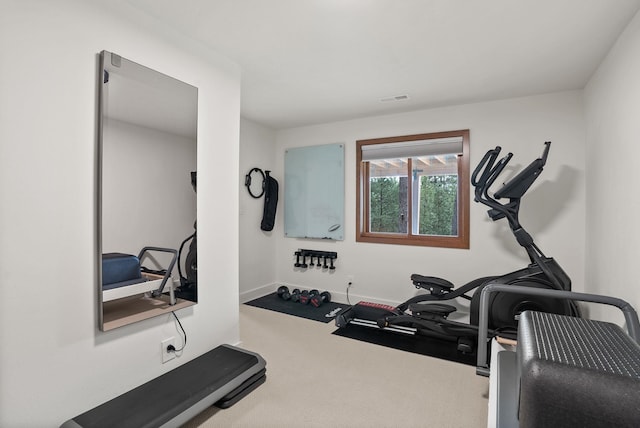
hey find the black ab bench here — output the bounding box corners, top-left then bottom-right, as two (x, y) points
(61, 345), (266, 428)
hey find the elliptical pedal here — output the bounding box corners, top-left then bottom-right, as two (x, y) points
(457, 337), (475, 354)
(410, 303), (457, 321)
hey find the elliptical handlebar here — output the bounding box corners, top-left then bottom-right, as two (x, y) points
(471, 146), (514, 205)
(471, 146), (501, 188)
(481, 152), (513, 201)
(470, 142), (558, 274)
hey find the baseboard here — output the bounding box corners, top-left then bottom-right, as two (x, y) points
(338, 290), (402, 307)
(273, 283), (402, 308)
(239, 283), (279, 304)
(239, 282), (406, 309)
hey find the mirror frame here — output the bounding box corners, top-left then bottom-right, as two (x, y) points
(97, 50), (198, 331)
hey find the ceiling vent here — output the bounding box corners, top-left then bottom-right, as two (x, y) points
(380, 94), (409, 102)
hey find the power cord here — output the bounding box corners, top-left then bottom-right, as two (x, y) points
(167, 311), (187, 353)
(346, 281), (352, 305)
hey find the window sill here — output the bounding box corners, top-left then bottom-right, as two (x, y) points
(356, 233), (469, 249)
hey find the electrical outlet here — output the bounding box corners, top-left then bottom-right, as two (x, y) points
(347, 275), (354, 287)
(161, 337), (176, 363)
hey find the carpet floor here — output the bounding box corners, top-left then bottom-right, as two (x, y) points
(183, 304), (489, 428)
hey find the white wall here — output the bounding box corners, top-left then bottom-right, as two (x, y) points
(239, 117), (278, 301)
(584, 9), (640, 323)
(0, 1), (241, 425)
(274, 92), (586, 312)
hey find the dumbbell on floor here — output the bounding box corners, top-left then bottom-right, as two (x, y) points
(278, 287), (331, 307)
(310, 291), (332, 307)
(298, 289), (319, 305)
(277, 285), (292, 300)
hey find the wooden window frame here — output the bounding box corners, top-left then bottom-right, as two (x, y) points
(356, 129), (470, 249)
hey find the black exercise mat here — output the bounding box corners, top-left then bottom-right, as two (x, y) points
(245, 292), (350, 323)
(332, 324), (477, 366)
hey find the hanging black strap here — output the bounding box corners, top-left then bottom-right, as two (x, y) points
(260, 171), (278, 231)
(245, 167), (266, 198)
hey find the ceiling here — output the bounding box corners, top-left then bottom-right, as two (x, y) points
(123, 0), (640, 130)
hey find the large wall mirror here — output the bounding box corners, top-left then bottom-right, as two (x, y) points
(98, 51), (198, 331)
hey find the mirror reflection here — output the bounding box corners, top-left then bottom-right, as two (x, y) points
(98, 51), (198, 331)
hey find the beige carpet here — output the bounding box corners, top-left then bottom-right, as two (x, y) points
(183, 304), (489, 428)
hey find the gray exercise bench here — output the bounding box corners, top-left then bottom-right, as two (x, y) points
(61, 345), (266, 428)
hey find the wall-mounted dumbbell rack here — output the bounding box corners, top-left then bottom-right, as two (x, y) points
(293, 249), (337, 270)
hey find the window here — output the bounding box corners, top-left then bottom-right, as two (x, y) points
(356, 130), (470, 248)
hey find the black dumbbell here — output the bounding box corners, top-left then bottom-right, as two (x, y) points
(290, 288), (301, 303)
(277, 285), (291, 300)
(310, 291), (332, 307)
(298, 289), (319, 305)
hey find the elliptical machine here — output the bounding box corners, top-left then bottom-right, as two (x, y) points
(336, 142), (580, 352)
(175, 171), (198, 302)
